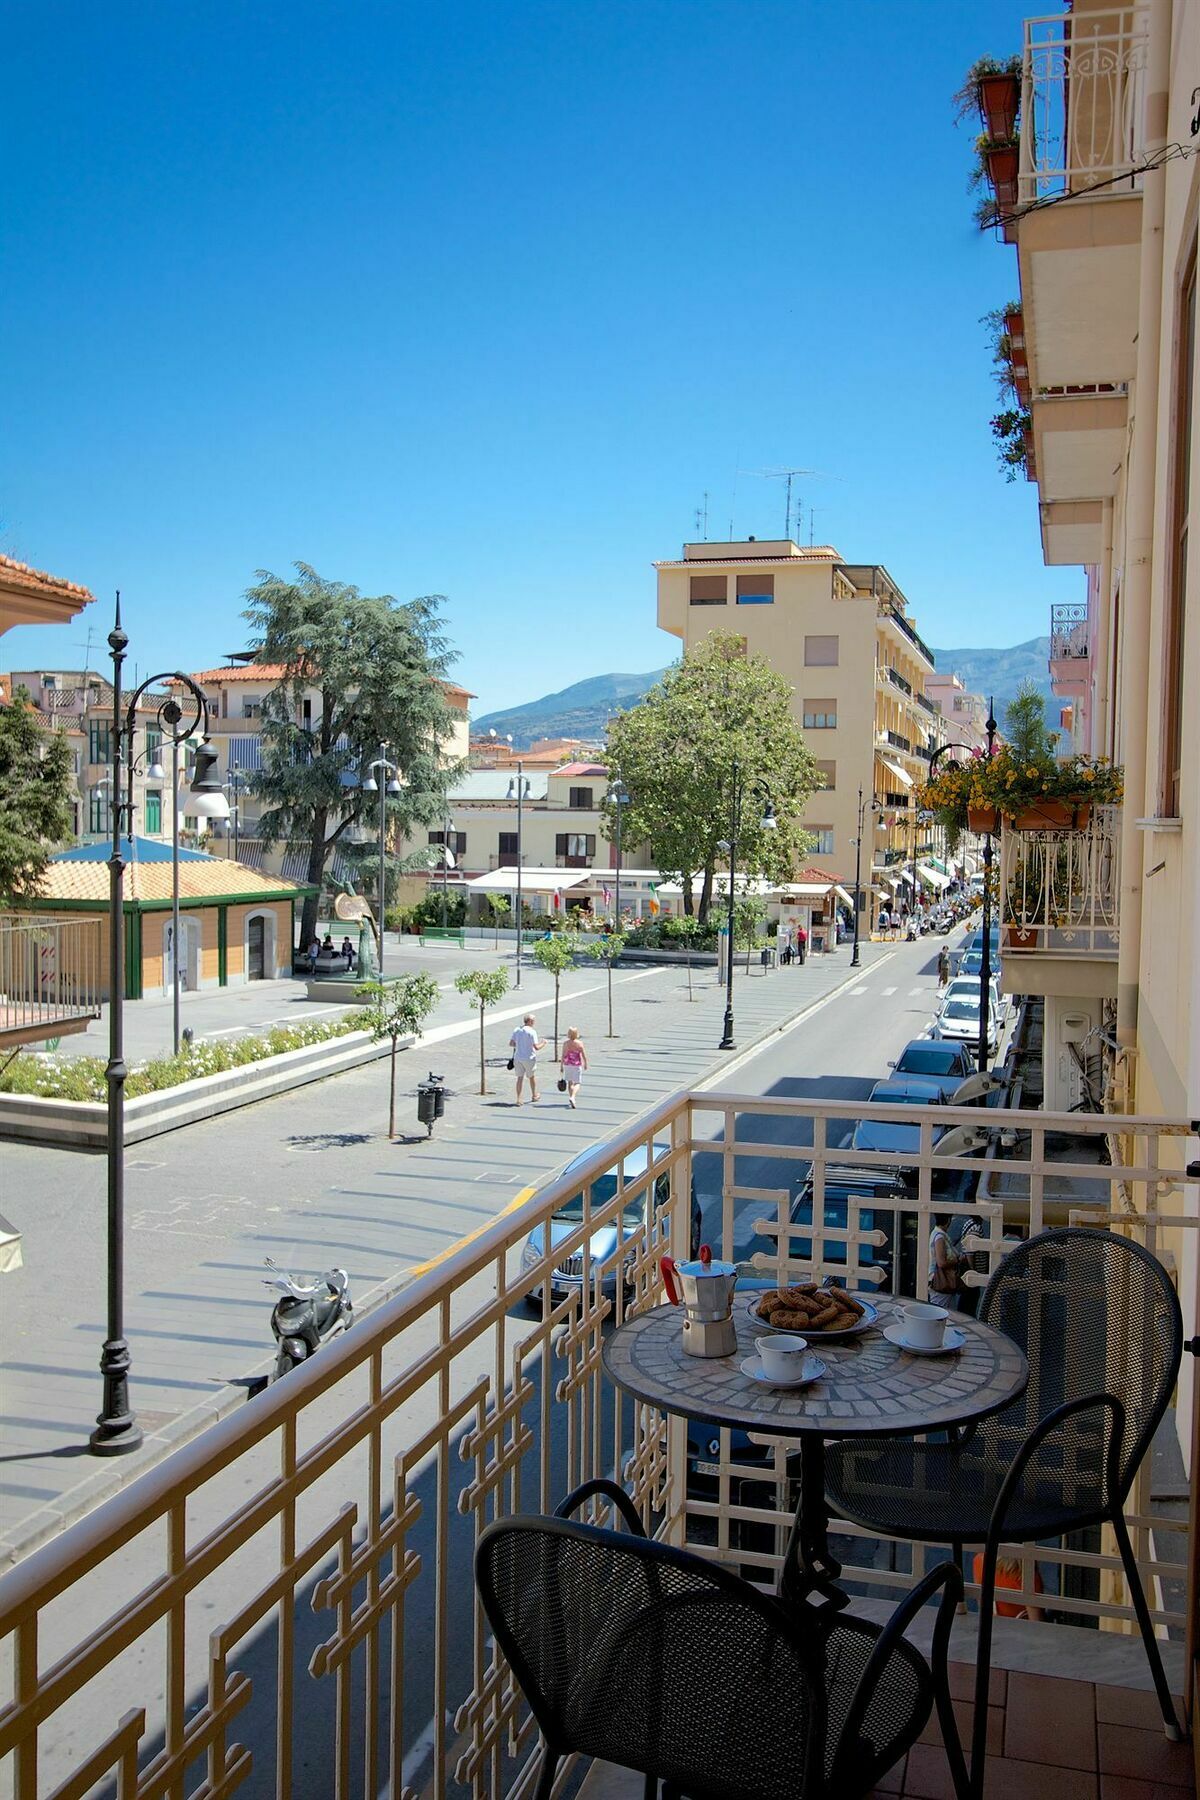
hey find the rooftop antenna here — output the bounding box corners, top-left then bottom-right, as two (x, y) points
(693, 490), (710, 540)
(751, 467), (830, 542)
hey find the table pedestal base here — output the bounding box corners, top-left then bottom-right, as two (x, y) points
(779, 1439), (847, 1615)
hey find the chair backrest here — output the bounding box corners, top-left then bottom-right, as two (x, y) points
(979, 1227), (1182, 1497)
(476, 1516), (822, 1799)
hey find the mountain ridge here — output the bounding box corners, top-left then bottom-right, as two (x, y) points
(472, 639), (1054, 747)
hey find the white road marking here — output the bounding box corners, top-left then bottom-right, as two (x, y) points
(849, 986), (869, 996)
(881, 985), (897, 996)
(909, 986), (926, 996)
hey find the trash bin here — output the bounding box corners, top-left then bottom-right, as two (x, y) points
(416, 1071), (447, 1137)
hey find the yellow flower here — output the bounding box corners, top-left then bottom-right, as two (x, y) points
(1026, 766), (1038, 779)
(1083, 768), (1095, 782)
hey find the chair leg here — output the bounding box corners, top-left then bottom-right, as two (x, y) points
(534, 1747), (558, 1800)
(969, 1544), (1000, 1800)
(1111, 1508), (1185, 1741)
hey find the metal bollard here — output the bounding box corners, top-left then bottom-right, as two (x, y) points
(416, 1071), (447, 1138)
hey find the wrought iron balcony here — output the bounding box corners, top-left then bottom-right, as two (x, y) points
(1000, 802), (1120, 956)
(1020, 8), (1149, 205)
(886, 666), (912, 697)
(0, 917), (103, 1047)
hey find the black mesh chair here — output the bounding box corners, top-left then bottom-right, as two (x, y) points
(476, 1478), (968, 1799)
(824, 1228), (1184, 1797)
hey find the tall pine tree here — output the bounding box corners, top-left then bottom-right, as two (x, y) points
(0, 687), (75, 905)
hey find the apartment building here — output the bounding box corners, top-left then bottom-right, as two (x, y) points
(925, 670), (991, 754)
(183, 661), (473, 878)
(468, 734), (602, 769)
(4, 668), (178, 846)
(656, 540), (945, 915)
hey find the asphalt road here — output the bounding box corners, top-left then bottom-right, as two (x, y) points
(3, 930), (977, 1797)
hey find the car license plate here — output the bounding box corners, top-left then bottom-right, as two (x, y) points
(693, 1460), (723, 1478)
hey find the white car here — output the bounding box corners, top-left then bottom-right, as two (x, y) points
(932, 984), (1001, 1054)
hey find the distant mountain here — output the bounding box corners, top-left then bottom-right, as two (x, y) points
(477, 638), (1055, 750)
(473, 669), (666, 748)
(930, 637), (1053, 726)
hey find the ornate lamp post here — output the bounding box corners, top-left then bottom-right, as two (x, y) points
(91, 595), (229, 1457)
(607, 774), (630, 927)
(717, 762), (776, 1050)
(439, 809), (455, 927)
(505, 749), (529, 987)
(927, 705), (998, 1073)
(143, 696), (199, 1056)
(224, 762), (250, 864)
(360, 749), (403, 960)
(850, 785), (881, 968)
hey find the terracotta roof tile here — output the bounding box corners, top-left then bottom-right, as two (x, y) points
(180, 663), (474, 701)
(33, 854), (308, 906)
(0, 553), (95, 603)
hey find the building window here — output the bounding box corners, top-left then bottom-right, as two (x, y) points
(87, 720), (112, 765)
(809, 826), (835, 856)
(498, 831), (518, 857)
(184, 815), (198, 832)
(816, 760), (836, 791)
(1164, 246), (1195, 815)
(556, 833), (595, 860)
(736, 574), (774, 604)
(302, 697), (312, 725)
(145, 726), (163, 761)
(804, 634), (838, 665)
(242, 698), (263, 719)
(689, 575), (727, 605)
(88, 787), (110, 834)
(429, 830), (467, 855)
(145, 790), (163, 834)
(802, 701), (837, 729)
(568, 786), (594, 809)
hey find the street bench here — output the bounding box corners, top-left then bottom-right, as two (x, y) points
(420, 927), (467, 948)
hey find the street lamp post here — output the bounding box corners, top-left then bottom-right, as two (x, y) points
(608, 774), (630, 928)
(440, 810), (454, 927)
(926, 712), (997, 1073)
(850, 785), (877, 969)
(225, 763), (249, 864)
(505, 749), (528, 987)
(143, 698), (191, 1056)
(717, 761), (776, 1050)
(91, 595), (229, 1457)
(360, 750), (403, 961)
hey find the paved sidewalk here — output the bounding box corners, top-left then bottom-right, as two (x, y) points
(0, 941), (890, 1563)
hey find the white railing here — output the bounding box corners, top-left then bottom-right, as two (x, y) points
(0, 1089), (1195, 1797)
(1050, 600), (1090, 663)
(0, 916), (103, 1047)
(1001, 803), (1120, 956)
(1020, 8), (1149, 204)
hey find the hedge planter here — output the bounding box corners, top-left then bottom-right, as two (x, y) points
(968, 805), (1001, 834)
(1008, 800), (1093, 831)
(977, 73), (1020, 138)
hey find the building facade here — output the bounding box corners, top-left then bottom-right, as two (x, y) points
(655, 540), (944, 915)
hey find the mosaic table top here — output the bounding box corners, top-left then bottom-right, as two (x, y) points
(602, 1295), (1029, 1440)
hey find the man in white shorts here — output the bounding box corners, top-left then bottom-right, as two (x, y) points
(509, 1014), (547, 1106)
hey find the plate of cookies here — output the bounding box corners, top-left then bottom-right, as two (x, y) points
(748, 1284), (879, 1339)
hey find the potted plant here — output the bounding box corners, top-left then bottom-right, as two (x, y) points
(955, 54), (1022, 139)
(990, 406), (1033, 482)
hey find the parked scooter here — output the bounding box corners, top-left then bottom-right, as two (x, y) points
(263, 1256), (353, 1380)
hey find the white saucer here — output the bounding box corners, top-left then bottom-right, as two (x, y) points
(883, 1322), (967, 1357)
(739, 1354), (826, 1390)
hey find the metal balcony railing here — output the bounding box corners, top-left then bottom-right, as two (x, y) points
(878, 600), (934, 666)
(2, 1087), (1196, 1796)
(885, 666), (912, 697)
(0, 916), (103, 1047)
(1050, 600), (1091, 663)
(1001, 803), (1120, 955)
(915, 690), (937, 715)
(1020, 8), (1149, 205)
(884, 730), (912, 753)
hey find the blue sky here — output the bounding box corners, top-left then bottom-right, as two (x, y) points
(2, 1), (1079, 715)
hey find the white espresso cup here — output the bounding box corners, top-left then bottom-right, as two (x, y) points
(900, 1302), (949, 1348)
(756, 1333), (809, 1381)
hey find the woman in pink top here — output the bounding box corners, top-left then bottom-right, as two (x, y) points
(560, 1027), (588, 1108)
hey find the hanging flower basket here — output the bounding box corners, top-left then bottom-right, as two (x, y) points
(977, 72), (1020, 139)
(1007, 799), (1093, 831)
(968, 805), (1001, 834)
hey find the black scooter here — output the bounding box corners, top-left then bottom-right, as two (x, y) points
(263, 1257), (353, 1380)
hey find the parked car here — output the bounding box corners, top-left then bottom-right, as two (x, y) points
(931, 983), (1001, 1055)
(958, 947), (1000, 981)
(889, 1038), (975, 1096)
(520, 1140), (701, 1306)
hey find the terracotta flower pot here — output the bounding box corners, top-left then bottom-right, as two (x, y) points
(977, 74), (1020, 139)
(1014, 371), (1032, 408)
(1003, 923), (1037, 949)
(1009, 799), (1093, 831)
(1004, 307), (1025, 355)
(968, 805), (1001, 834)
(986, 145), (1020, 190)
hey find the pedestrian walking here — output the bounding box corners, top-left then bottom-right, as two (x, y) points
(559, 1027), (587, 1108)
(937, 943), (951, 988)
(928, 1214), (964, 1312)
(796, 924), (808, 965)
(508, 1014), (546, 1106)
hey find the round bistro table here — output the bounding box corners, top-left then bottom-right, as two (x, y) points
(602, 1294), (1028, 1614)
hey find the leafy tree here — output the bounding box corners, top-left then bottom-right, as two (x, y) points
(601, 633), (819, 924)
(355, 972), (441, 1138)
(580, 932), (626, 1038)
(529, 932), (582, 1056)
(732, 894), (768, 970)
(245, 564), (465, 946)
(0, 688), (74, 905)
(455, 967), (510, 1093)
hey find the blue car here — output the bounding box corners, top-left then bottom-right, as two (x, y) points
(520, 1140), (701, 1306)
(888, 1038), (975, 1097)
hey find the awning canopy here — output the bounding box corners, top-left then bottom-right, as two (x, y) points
(919, 863), (951, 890)
(880, 758), (913, 790)
(464, 867), (591, 894)
(834, 885), (854, 906)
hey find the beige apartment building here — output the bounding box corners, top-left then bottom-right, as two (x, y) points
(924, 670), (991, 754)
(656, 540), (946, 917)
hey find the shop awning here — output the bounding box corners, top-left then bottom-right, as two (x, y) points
(880, 758), (913, 790)
(834, 886), (854, 906)
(464, 867), (591, 894)
(919, 863), (951, 890)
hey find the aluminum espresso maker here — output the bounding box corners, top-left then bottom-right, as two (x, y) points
(659, 1246), (738, 1357)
